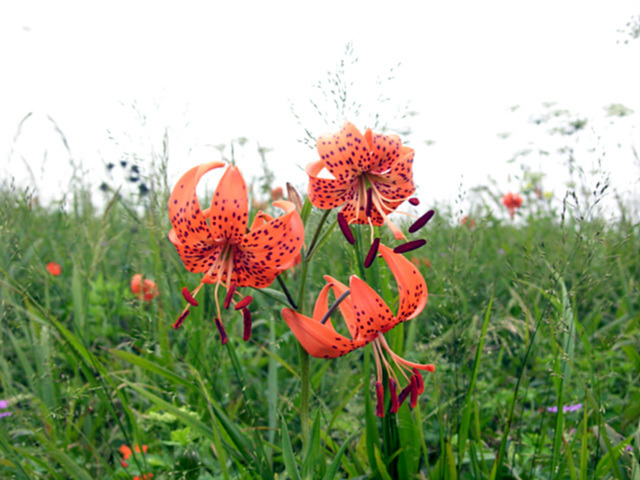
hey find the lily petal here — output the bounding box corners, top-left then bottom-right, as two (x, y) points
(306, 160), (357, 210)
(349, 275), (397, 337)
(365, 129), (404, 173)
(378, 244), (427, 321)
(234, 200), (304, 288)
(168, 161), (226, 272)
(317, 122), (369, 182)
(282, 308), (365, 359)
(208, 165), (249, 244)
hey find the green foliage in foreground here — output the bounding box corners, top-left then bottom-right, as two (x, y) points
(0, 182), (639, 480)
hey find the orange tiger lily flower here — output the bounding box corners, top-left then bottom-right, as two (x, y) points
(502, 192), (523, 220)
(306, 122), (416, 240)
(282, 244), (434, 417)
(168, 162), (304, 342)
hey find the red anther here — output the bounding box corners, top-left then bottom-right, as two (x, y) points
(398, 384), (411, 407)
(337, 212), (355, 245)
(234, 295), (253, 310)
(410, 375), (419, 408)
(409, 197), (420, 206)
(181, 287), (199, 307)
(173, 310), (190, 329)
(242, 308), (252, 341)
(365, 187), (373, 218)
(393, 239), (427, 254)
(214, 317), (228, 345)
(364, 237), (380, 268)
(408, 209), (435, 233)
(224, 282), (237, 309)
(389, 378), (399, 413)
(375, 381), (385, 418)
(413, 368), (425, 395)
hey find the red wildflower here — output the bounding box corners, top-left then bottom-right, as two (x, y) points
(502, 192), (523, 219)
(46, 262), (61, 276)
(130, 274), (159, 301)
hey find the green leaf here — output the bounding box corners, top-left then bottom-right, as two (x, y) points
(280, 413), (301, 480)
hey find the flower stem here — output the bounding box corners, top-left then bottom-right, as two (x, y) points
(295, 208), (332, 448)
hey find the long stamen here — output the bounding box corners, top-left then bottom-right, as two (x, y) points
(378, 334), (435, 372)
(224, 281), (237, 309)
(173, 309), (190, 329)
(393, 239), (427, 254)
(389, 378), (400, 413)
(375, 381), (385, 418)
(364, 237), (380, 268)
(408, 209), (435, 233)
(242, 308), (252, 341)
(234, 295), (253, 310)
(182, 287), (199, 306)
(320, 289), (351, 325)
(337, 212), (355, 245)
(214, 317), (228, 344)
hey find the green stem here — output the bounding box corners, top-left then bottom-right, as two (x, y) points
(295, 208), (333, 449)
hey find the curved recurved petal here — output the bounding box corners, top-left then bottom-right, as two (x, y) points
(208, 165), (249, 244)
(169, 161), (225, 244)
(233, 200), (304, 288)
(168, 228), (224, 273)
(281, 308), (364, 359)
(349, 275), (397, 338)
(364, 129), (404, 172)
(168, 161), (226, 271)
(378, 244), (427, 321)
(371, 147), (416, 200)
(317, 122), (369, 182)
(306, 160), (356, 210)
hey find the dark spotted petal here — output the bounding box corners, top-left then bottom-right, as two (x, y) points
(317, 122), (369, 182)
(234, 201), (304, 288)
(208, 165), (248, 245)
(168, 161), (225, 272)
(306, 160), (356, 210)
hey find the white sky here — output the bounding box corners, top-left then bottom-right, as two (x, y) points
(1, 1), (639, 214)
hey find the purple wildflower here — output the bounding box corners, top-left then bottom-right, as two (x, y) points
(0, 399), (11, 418)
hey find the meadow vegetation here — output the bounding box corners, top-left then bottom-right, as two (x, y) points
(0, 140), (638, 479)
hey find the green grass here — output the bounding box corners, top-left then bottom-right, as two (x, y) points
(0, 168), (639, 480)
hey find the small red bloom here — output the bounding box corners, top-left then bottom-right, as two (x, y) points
(46, 262), (61, 276)
(271, 186), (284, 201)
(502, 192), (523, 220)
(120, 444), (151, 477)
(130, 274), (159, 301)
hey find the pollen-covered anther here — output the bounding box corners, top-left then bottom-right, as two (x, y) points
(364, 237), (380, 269)
(375, 381), (385, 418)
(408, 197), (420, 206)
(393, 239), (427, 254)
(242, 308), (252, 341)
(413, 368), (425, 395)
(410, 375), (419, 408)
(173, 309), (190, 330)
(337, 212), (355, 245)
(389, 377), (400, 413)
(408, 209), (435, 233)
(224, 282), (237, 309)
(214, 317), (228, 345)
(234, 295), (253, 310)
(181, 287), (199, 307)
(365, 187), (373, 218)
